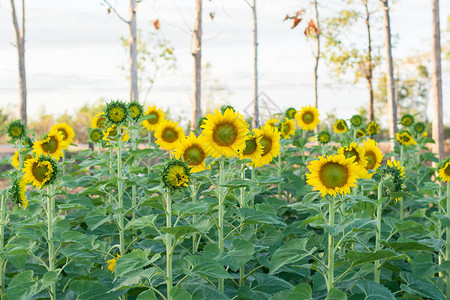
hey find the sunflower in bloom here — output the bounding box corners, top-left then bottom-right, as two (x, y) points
(356, 129), (366, 138)
(361, 139), (383, 178)
(438, 158), (450, 182)
(128, 101), (144, 121)
(413, 122), (426, 135)
(396, 130), (417, 146)
(103, 126), (130, 142)
(33, 131), (69, 160)
(285, 107), (297, 119)
(51, 123), (75, 146)
(11, 150), (33, 170)
(162, 159), (190, 191)
(295, 106), (319, 131)
(400, 114), (414, 127)
(253, 125), (280, 168)
(306, 154), (359, 197)
(265, 118), (279, 130)
(91, 112), (107, 129)
(337, 142), (368, 176)
(350, 114), (363, 128)
(154, 120), (184, 151)
(107, 254), (121, 272)
(6, 119), (26, 141)
(378, 160), (405, 202)
(280, 118), (296, 139)
(142, 106), (165, 131)
(317, 130), (331, 145)
(8, 172), (28, 208)
(201, 108), (249, 158)
(366, 121), (380, 136)
(89, 128), (104, 143)
(23, 155), (58, 190)
(239, 130), (263, 166)
(333, 119), (348, 134)
(173, 133), (210, 173)
(220, 105), (235, 114)
(105, 100), (129, 125)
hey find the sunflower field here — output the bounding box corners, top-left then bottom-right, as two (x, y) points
(1, 101), (450, 300)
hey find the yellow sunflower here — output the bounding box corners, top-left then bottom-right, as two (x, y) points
(154, 120), (184, 151)
(337, 142), (368, 176)
(162, 159), (190, 191)
(306, 154), (359, 196)
(51, 123), (75, 146)
(366, 121), (380, 136)
(280, 118), (296, 139)
(253, 125), (281, 168)
(239, 130), (263, 166)
(396, 130), (417, 146)
(173, 133), (210, 173)
(387, 160), (406, 178)
(105, 100), (129, 125)
(6, 119), (26, 141)
(361, 139), (383, 178)
(128, 101), (144, 121)
(333, 119), (348, 134)
(356, 129), (366, 138)
(89, 128), (103, 143)
(438, 160), (450, 182)
(400, 114), (414, 127)
(317, 130), (331, 145)
(11, 150), (33, 170)
(201, 108), (249, 158)
(23, 156), (58, 190)
(266, 118), (279, 130)
(91, 112), (107, 129)
(33, 131), (69, 160)
(386, 159), (406, 202)
(8, 173), (28, 208)
(107, 254), (121, 272)
(142, 106), (165, 131)
(285, 107), (297, 119)
(296, 106), (320, 131)
(103, 126), (130, 142)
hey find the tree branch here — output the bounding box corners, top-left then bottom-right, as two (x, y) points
(102, 0), (129, 24)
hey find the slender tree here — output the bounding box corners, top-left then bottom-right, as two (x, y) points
(191, 0), (202, 130)
(246, 0), (260, 128)
(313, 0), (320, 112)
(431, 0), (444, 158)
(10, 0), (27, 127)
(363, 0), (375, 121)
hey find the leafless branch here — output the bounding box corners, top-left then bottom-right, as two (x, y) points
(102, 0), (129, 24)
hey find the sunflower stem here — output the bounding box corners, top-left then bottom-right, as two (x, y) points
(117, 139), (125, 257)
(109, 147), (113, 204)
(240, 164), (246, 207)
(277, 154), (282, 199)
(446, 182), (450, 297)
(147, 131), (152, 174)
(218, 159), (225, 292)
(165, 192), (173, 300)
(191, 179), (198, 253)
(131, 126), (137, 234)
(399, 146), (405, 221)
(0, 194), (7, 298)
(18, 137), (24, 172)
(374, 179), (386, 283)
(327, 195), (335, 292)
(97, 142), (101, 156)
(47, 185), (56, 300)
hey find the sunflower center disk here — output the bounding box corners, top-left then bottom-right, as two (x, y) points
(97, 117), (107, 128)
(130, 106), (140, 118)
(10, 126), (22, 137)
(445, 165), (450, 176)
(344, 149), (359, 163)
(302, 112), (314, 124)
(32, 164), (50, 182)
(92, 132), (102, 141)
(41, 138), (58, 153)
(147, 113), (158, 124)
(110, 107), (125, 122)
(320, 162), (349, 188)
(337, 122), (345, 130)
(243, 138), (257, 156)
(213, 123), (237, 146)
(58, 129), (68, 140)
(162, 128), (178, 143)
(184, 146), (205, 166)
(366, 151), (376, 169)
(260, 136), (272, 156)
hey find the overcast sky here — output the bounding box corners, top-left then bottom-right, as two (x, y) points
(0, 0), (448, 128)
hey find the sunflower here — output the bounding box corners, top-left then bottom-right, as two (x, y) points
(378, 160), (405, 202)
(33, 131), (69, 160)
(285, 107), (297, 119)
(361, 139), (383, 178)
(396, 130), (417, 146)
(366, 121), (380, 136)
(105, 100), (129, 125)
(142, 106), (165, 131)
(317, 130), (331, 145)
(162, 159), (190, 191)
(413, 122), (426, 135)
(239, 130), (263, 166)
(22, 137), (34, 148)
(173, 133), (210, 173)
(103, 126), (130, 142)
(201, 108), (249, 158)
(8, 172), (27, 208)
(89, 128), (104, 143)
(400, 114), (414, 127)
(438, 158), (450, 182)
(128, 101), (144, 121)
(337, 142), (368, 176)
(6, 119), (26, 141)
(107, 254), (121, 272)
(356, 129), (366, 138)
(333, 119), (348, 134)
(11, 150), (33, 170)
(154, 120), (184, 151)
(296, 106), (319, 131)
(280, 118), (296, 139)
(198, 116), (207, 129)
(220, 105), (235, 114)
(23, 155), (58, 190)
(253, 125), (281, 168)
(266, 118), (279, 130)
(350, 114), (363, 128)
(306, 154), (359, 196)
(91, 112), (107, 129)
(51, 123), (75, 146)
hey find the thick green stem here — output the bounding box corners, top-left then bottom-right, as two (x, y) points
(97, 142), (101, 156)
(446, 182), (450, 297)
(109, 148), (113, 204)
(277, 154), (282, 199)
(0, 194), (7, 297)
(374, 180), (385, 283)
(327, 196), (335, 292)
(166, 192), (173, 300)
(117, 139), (125, 256)
(18, 138), (24, 172)
(147, 131), (152, 174)
(399, 146), (405, 221)
(239, 164), (246, 208)
(218, 159), (225, 292)
(191, 179), (198, 254)
(47, 186), (56, 299)
(131, 127), (137, 230)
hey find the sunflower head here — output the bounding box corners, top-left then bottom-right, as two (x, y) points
(350, 115), (363, 128)
(173, 133), (210, 173)
(295, 106), (319, 131)
(22, 137), (34, 148)
(279, 118), (296, 139)
(128, 101), (144, 121)
(154, 119), (184, 151)
(333, 119), (348, 134)
(103, 126), (130, 142)
(162, 159), (190, 191)
(337, 142), (368, 176)
(6, 119), (26, 141)
(400, 114), (414, 127)
(413, 121), (426, 134)
(91, 112), (108, 129)
(362, 139), (383, 172)
(377, 160), (406, 202)
(11, 150), (33, 170)
(437, 157), (450, 182)
(356, 129), (366, 138)
(197, 116), (208, 129)
(33, 131), (69, 160)
(51, 123), (75, 145)
(220, 105), (236, 115)
(238, 130), (263, 166)
(105, 100), (129, 125)
(23, 155), (58, 190)
(142, 106), (165, 131)
(107, 254), (121, 272)
(366, 121), (380, 136)
(306, 154), (359, 196)
(285, 107), (297, 119)
(253, 125), (281, 168)
(396, 130), (417, 146)
(8, 172), (27, 208)
(89, 128), (104, 143)
(317, 130), (331, 145)
(266, 118), (279, 130)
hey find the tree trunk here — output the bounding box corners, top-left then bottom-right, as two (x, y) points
(10, 0), (27, 127)
(431, 0), (444, 158)
(252, 0), (259, 129)
(381, 0), (397, 145)
(313, 0), (320, 111)
(364, 0), (374, 122)
(191, 0), (202, 131)
(128, 0), (138, 102)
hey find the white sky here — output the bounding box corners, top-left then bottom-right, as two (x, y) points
(0, 0), (449, 128)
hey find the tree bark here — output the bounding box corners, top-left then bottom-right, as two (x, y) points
(381, 0), (397, 144)
(252, 0), (259, 129)
(128, 0), (138, 101)
(313, 0), (320, 112)
(364, 0), (374, 122)
(431, 0), (444, 158)
(191, 0), (202, 131)
(10, 0), (27, 127)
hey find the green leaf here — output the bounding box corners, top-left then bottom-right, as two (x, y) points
(222, 239), (254, 271)
(61, 231), (97, 250)
(253, 273), (293, 295)
(184, 256), (232, 279)
(125, 215), (157, 230)
(325, 288), (347, 300)
(173, 201), (209, 216)
(400, 272), (445, 300)
(136, 290), (157, 300)
(382, 241), (435, 252)
(161, 225), (199, 241)
(114, 249), (156, 277)
(6, 271), (37, 300)
(345, 250), (398, 267)
(269, 239), (314, 274)
(286, 283), (312, 300)
(356, 280), (395, 300)
(170, 286), (192, 300)
(85, 208), (113, 231)
(183, 283), (228, 300)
(237, 207), (284, 225)
(394, 220), (424, 234)
(238, 286), (260, 300)
(70, 280), (117, 300)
